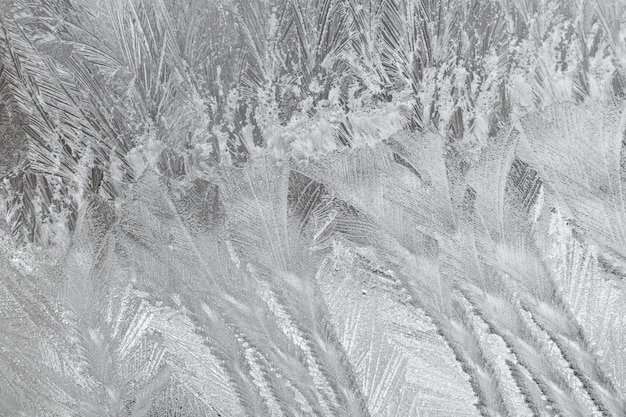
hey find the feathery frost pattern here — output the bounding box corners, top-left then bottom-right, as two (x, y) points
(1, 0), (626, 416)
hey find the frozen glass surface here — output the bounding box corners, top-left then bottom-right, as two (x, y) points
(0, 1), (625, 416)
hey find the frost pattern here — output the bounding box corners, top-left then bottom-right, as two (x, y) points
(1, 0), (626, 416)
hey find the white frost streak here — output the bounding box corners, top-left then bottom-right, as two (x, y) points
(317, 243), (480, 417)
(258, 281), (340, 416)
(149, 304), (246, 417)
